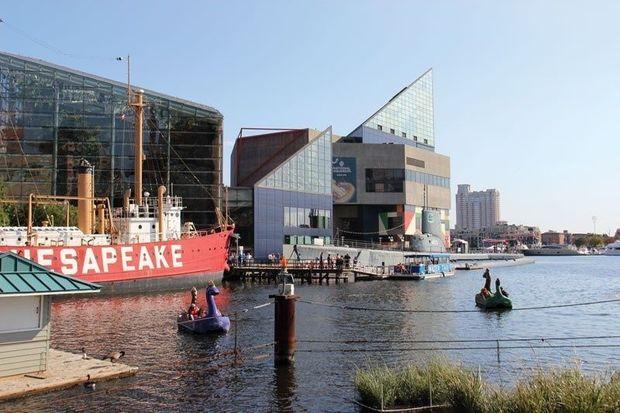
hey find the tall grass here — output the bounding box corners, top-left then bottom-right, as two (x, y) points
(354, 359), (620, 412)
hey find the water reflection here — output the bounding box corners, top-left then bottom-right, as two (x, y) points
(272, 365), (298, 412)
(2, 256), (619, 412)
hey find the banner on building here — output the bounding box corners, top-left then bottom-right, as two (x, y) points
(332, 157), (357, 203)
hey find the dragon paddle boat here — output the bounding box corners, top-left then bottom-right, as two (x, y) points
(177, 282), (230, 334)
(475, 270), (513, 310)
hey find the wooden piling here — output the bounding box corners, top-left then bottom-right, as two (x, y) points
(270, 294), (298, 366)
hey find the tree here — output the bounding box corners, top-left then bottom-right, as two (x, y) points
(0, 180), (11, 226)
(574, 234), (614, 248)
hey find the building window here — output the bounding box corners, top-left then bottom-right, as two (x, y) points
(406, 157), (425, 168)
(390, 128), (395, 134)
(413, 135), (418, 141)
(377, 125), (383, 131)
(402, 132), (407, 138)
(424, 139), (428, 144)
(365, 169), (404, 193)
(0, 296), (43, 333)
(284, 207), (331, 229)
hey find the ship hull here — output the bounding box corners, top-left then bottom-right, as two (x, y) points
(0, 230), (232, 293)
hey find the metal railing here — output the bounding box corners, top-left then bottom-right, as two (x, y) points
(333, 237), (408, 251)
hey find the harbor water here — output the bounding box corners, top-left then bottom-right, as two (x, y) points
(3, 256), (620, 412)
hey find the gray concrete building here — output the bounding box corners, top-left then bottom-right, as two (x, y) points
(332, 69), (451, 248)
(228, 69), (452, 256)
(455, 184), (500, 230)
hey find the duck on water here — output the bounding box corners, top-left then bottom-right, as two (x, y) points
(475, 269), (512, 309)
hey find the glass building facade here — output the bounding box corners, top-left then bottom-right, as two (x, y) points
(346, 69), (435, 150)
(253, 127), (333, 258)
(0, 52), (223, 228)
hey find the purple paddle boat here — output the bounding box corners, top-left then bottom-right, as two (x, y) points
(177, 283), (230, 334)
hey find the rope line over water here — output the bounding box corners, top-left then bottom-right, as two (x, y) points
(299, 297), (620, 313)
(297, 344), (620, 353)
(297, 334), (620, 345)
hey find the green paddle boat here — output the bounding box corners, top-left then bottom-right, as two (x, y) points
(475, 290), (512, 309)
(476, 270), (512, 310)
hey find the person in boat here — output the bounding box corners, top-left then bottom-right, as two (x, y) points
(495, 278), (509, 297)
(187, 287), (201, 316)
(188, 303), (200, 319)
(481, 269), (492, 297)
(206, 280), (222, 317)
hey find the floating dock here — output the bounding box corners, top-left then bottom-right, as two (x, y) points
(225, 264), (351, 284)
(0, 349), (138, 402)
(352, 267), (389, 281)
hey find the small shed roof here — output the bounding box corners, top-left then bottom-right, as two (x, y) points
(0, 252), (100, 297)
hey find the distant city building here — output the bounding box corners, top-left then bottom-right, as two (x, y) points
(541, 230), (569, 245)
(455, 185), (500, 230)
(451, 221), (540, 249)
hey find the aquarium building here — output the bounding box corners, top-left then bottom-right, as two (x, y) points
(333, 69), (451, 247)
(229, 127), (333, 258)
(0, 51), (223, 228)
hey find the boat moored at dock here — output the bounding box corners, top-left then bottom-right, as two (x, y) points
(522, 244), (580, 256)
(602, 241), (620, 256)
(390, 253), (454, 280)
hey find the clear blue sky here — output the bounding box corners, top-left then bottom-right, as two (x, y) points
(2, 1), (619, 234)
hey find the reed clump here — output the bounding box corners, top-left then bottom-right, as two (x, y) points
(354, 359), (620, 412)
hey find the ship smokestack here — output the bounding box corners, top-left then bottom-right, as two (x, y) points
(77, 159), (94, 234)
(157, 185), (166, 241)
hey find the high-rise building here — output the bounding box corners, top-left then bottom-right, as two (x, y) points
(0, 51), (223, 228)
(455, 184), (500, 230)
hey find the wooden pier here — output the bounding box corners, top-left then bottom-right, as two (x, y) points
(224, 263), (351, 285)
(0, 349), (137, 402)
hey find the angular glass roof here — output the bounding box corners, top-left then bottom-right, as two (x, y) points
(0, 51), (221, 118)
(351, 69), (434, 147)
(257, 126), (332, 195)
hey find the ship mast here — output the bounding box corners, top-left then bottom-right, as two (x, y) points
(130, 89), (145, 206)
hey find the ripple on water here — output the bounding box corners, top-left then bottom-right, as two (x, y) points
(3, 256), (620, 412)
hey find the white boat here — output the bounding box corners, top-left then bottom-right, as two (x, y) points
(522, 244), (580, 256)
(602, 241), (620, 256)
